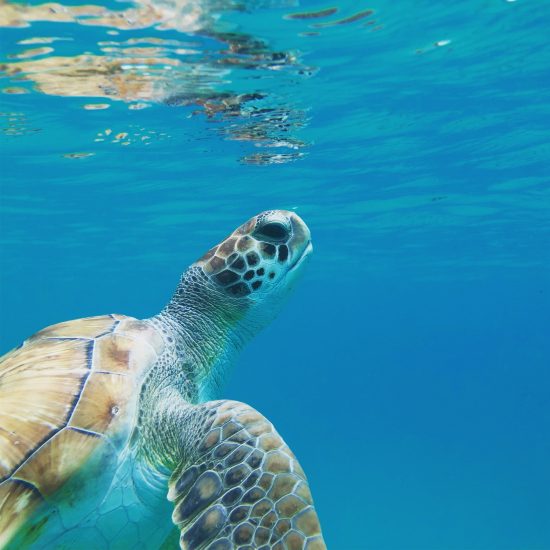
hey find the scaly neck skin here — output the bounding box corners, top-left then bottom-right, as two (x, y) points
(151, 267), (256, 402)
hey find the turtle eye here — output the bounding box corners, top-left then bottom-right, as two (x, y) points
(255, 222), (288, 242)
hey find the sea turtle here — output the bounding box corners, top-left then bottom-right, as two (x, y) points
(0, 210), (325, 549)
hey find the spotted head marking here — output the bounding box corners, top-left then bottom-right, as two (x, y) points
(195, 210), (312, 300)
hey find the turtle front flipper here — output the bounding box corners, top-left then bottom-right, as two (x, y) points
(164, 400), (326, 549)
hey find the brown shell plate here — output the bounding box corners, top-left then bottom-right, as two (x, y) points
(0, 314), (164, 547)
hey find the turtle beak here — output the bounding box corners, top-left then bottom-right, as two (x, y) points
(289, 240), (313, 272)
(287, 212), (312, 269)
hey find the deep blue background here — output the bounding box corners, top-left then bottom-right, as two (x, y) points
(1, 0), (549, 548)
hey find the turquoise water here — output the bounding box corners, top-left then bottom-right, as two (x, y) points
(1, 0), (549, 548)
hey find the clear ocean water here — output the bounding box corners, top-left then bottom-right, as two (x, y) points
(1, 0), (549, 548)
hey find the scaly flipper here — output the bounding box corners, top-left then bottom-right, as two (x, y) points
(165, 400), (325, 549)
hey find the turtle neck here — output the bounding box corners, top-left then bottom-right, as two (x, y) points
(151, 265), (256, 402)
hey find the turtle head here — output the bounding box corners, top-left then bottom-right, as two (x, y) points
(161, 210), (311, 399)
(195, 209), (312, 312)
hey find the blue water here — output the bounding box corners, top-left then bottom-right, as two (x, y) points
(1, 0), (549, 548)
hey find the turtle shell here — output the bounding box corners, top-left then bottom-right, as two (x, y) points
(0, 314), (165, 547)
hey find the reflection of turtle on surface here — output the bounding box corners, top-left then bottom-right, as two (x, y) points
(0, 0), (304, 106)
(0, 0), (198, 31)
(0, 0), (312, 164)
(0, 210), (325, 549)
(0, 0), (310, 162)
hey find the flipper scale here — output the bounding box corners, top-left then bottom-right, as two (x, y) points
(167, 400), (325, 549)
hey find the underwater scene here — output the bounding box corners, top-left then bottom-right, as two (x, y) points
(1, 0), (549, 548)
